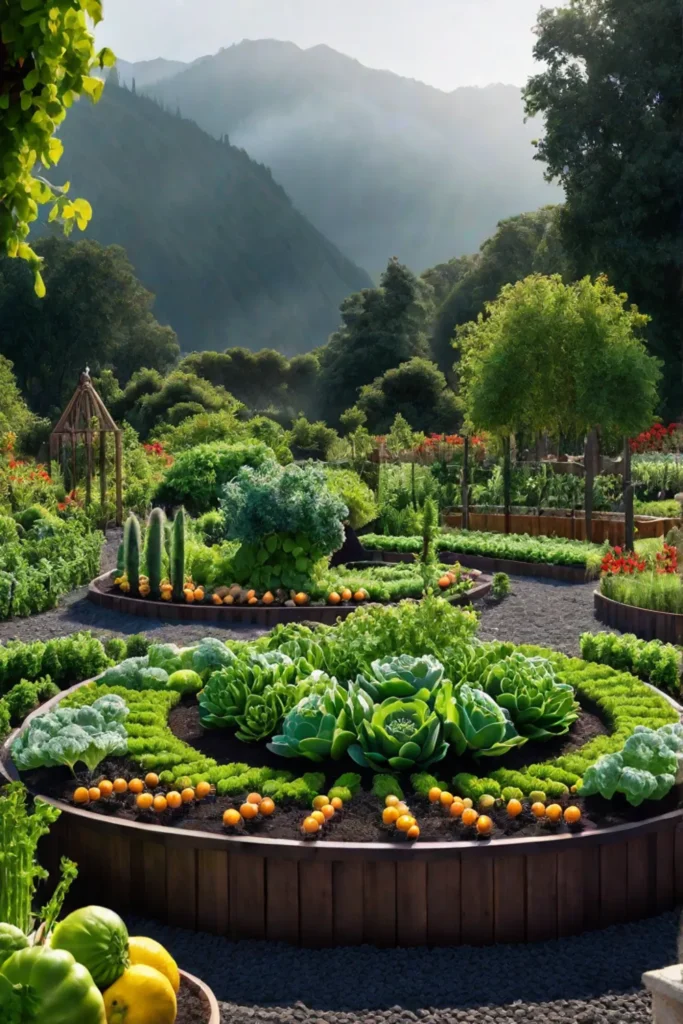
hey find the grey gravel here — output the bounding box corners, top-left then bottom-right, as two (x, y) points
(478, 576), (616, 657)
(126, 912), (678, 1024)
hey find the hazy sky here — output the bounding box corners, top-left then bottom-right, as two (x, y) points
(97, 0), (562, 92)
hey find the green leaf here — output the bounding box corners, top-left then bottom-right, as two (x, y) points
(34, 271), (46, 298)
(23, 69), (39, 91)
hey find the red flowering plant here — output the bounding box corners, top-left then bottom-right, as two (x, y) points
(655, 543), (678, 575)
(143, 441), (173, 466)
(600, 546), (647, 576)
(414, 433), (488, 462)
(629, 422), (680, 454)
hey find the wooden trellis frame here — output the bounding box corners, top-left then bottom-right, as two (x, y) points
(48, 369), (123, 526)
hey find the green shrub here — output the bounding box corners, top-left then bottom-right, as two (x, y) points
(154, 440), (274, 515)
(0, 633), (109, 694)
(124, 635), (150, 658)
(3, 677), (59, 726)
(580, 631), (681, 694)
(492, 573), (511, 599)
(323, 468), (378, 530)
(371, 774), (404, 801)
(104, 638), (127, 662)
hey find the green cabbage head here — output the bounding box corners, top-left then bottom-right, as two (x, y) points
(355, 654), (445, 703)
(580, 725), (679, 805)
(348, 696), (448, 772)
(267, 685), (363, 762)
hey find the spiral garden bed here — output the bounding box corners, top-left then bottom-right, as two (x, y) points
(88, 569), (493, 623)
(3, 602), (683, 948)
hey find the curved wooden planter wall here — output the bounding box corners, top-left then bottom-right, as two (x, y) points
(594, 590), (683, 644)
(363, 549), (590, 584)
(181, 971), (220, 1024)
(87, 571), (492, 625)
(3, 682), (683, 948)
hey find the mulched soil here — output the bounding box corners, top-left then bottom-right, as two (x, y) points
(177, 978), (211, 1024)
(126, 910), (679, 1024)
(22, 695), (680, 843)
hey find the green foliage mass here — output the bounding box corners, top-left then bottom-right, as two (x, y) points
(154, 440), (274, 515)
(524, 0), (683, 413)
(0, 239), (179, 419)
(322, 468), (378, 530)
(357, 357), (458, 435)
(581, 631), (681, 695)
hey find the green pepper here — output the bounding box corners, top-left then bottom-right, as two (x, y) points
(0, 946), (106, 1023)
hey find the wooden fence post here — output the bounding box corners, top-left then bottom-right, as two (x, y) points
(623, 436), (634, 550)
(461, 435), (470, 531)
(584, 428), (598, 544)
(503, 435), (512, 535)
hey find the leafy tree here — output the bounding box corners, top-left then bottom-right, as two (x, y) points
(357, 358), (459, 435)
(289, 416), (339, 460)
(457, 274), (661, 439)
(385, 413), (419, 456)
(0, 0), (114, 290)
(320, 257), (434, 420)
(524, 0), (683, 411)
(120, 371), (241, 439)
(0, 357), (34, 438)
(0, 238), (178, 417)
(430, 207), (569, 374)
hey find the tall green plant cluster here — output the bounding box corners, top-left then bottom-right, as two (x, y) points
(153, 440), (274, 514)
(0, 1), (115, 292)
(0, 783), (61, 932)
(222, 460), (348, 591)
(581, 631), (681, 694)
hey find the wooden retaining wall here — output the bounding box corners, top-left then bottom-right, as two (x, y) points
(441, 512), (677, 546)
(594, 591), (683, 644)
(87, 572), (492, 625)
(363, 549), (591, 584)
(32, 799), (683, 948)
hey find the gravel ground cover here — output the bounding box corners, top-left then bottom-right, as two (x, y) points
(126, 912), (678, 1024)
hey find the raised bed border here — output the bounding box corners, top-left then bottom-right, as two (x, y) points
(362, 548), (591, 584)
(87, 570), (492, 625)
(3, 681), (683, 948)
(181, 970), (220, 1024)
(440, 510), (678, 546)
(594, 590), (683, 644)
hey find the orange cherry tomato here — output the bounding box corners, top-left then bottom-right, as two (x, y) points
(382, 806), (399, 825)
(312, 795), (328, 810)
(259, 798), (275, 816)
(330, 797), (343, 811)
(311, 810), (325, 825)
(166, 791), (182, 809)
(449, 801), (464, 818)
(302, 816), (320, 834)
(564, 805), (582, 824)
(195, 781), (211, 800)
(406, 824), (420, 840)
(145, 773), (159, 789)
(461, 808), (479, 827)
(240, 802), (258, 820)
(428, 787), (442, 803)
(247, 792), (262, 805)
(506, 799), (523, 818)
(128, 779), (144, 794)
(113, 778), (128, 794)
(136, 792), (154, 811)
(531, 802), (546, 818)
(153, 795), (168, 813)
(73, 787), (89, 804)
(476, 815), (493, 835)
(546, 804), (563, 823)
(181, 788), (195, 804)
(223, 808), (242, 827)
(321, 804), (335, 820)
(98, 780), (113, 798)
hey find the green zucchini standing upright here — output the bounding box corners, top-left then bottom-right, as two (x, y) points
(171, 508), (186, 602)
(123, 513), (141, 597)
(145, 507), (166, 600)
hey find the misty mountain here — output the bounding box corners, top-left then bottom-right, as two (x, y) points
(113, 57), (203, 90)
(51, 80), (371, 354)
(143, 39), (562, 274)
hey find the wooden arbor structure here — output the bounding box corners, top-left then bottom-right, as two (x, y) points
(49, 370), (123, 525)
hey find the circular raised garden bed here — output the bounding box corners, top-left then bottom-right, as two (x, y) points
(3, 680), (683, 949)
(178, 970), (220, 1024)
(88, 569), (493, 624)
(594, 590), (683, 643)
(362, 549), (590, 584)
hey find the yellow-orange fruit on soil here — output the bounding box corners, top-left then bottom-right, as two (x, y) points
(407, 824), (420, 839)
(240, 802), (258, 820)
(247, 792), (262, 805)
(166, 791), (182, 810)
(382, 806), (399, 825)
(294, 592), (309, 606)
(128, 778), (144, 794)
(449, 801), (464, 818)
(247, 597), (259, 605)
(531, 802), (546, 818)
(506, 799), (523, 818)
(546, 804), (563, 823)
(153, 795), (168, 813)
(462, 797), (473, 808)
(262, 592), (275, 605)
(311, 810), (325, 825)
(195, 781), (211, 799)
(73, 787), (89, 804)
(321, 804), (335, 820)
(340, 588), (353, 601)
(98, 780), (113, 798)
(223, 595), (234, 605)
(564, 805), (582, 824)
(384, 794), (400, 807)
(438, 575), (452, 589)
(88, 787), (101, 802)
(353, 589), (368, 602)
(330, 797), (343, 811)
(312, 795), (328, 810)
(327, 592), (341, 605)
(223, 809), (242, 827)
(113, 778), (128, 794)
(439, 791), (454, 807)
(428, 787), (442, 803)
(136, 793), (154, 811)
(181, 788), (195, 804)
(396, 802), (410, 815)
(145, 773), (159, 789)
(476, 815), (493, 835)
(302, 816), (320, 834)
(396, 814), (414, 832)
(259, 798), (275, 816)
(461, 808), (479, 827)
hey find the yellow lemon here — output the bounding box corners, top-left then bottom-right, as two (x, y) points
(103, 964), (176, 1024)
(128, 936), (180, 993)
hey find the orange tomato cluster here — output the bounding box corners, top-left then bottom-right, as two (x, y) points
(506, 796), (582, 826)
(73, 773), (214, 815)
(301, 793), (344, 835)
(222, 792), (276, 829)
(428, 786), (490, 835)
(382, 794), (420, 840)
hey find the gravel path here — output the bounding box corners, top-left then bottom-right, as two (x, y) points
(127, 912), (679, 1024)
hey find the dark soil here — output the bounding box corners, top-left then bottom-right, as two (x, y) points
(21, 695), (679, 844)
(177, 978), (210, 1024)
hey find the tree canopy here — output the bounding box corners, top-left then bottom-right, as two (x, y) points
(0, 0), (114, 291)
(320, 257), (435, 421)
(524, 0), (683, 412)
(357, 358), (459, 435)
(0, 237), (179, 418)
(457, 274), (661, 438)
